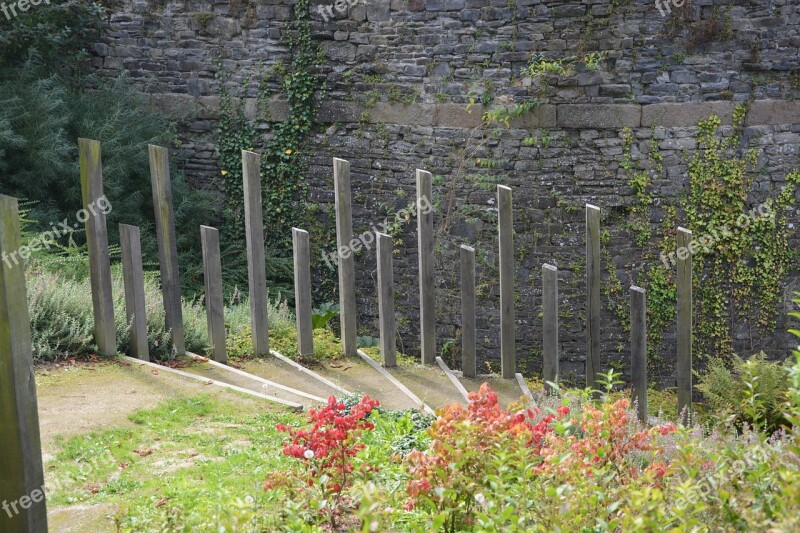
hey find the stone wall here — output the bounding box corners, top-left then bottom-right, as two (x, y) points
(90, 0), (800, 386)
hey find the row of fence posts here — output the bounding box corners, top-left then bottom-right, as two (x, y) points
(1, 139), (697, 530)
(74, 139), (697, 424)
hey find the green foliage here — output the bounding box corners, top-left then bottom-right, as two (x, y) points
(215, 0), (326, 301)
(26, 266), (208, 361)
(0, 58), (215, 296)
(311, 302), (339, 330)
(697, 352), (791, 432)
(0, 0), (104, 71)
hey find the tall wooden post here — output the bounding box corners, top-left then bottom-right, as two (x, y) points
(417, 169), (435, 365)
(242, 150), (269, 356)
(460, 245), (476, 378)
(0, 195), (48, 532)
(148, 145), (185, 355)
(542, 263), (559, 393)
(498, 185), (515, 379)
(677, 227), (693, 424)
(585, 204), (601, 390)
(119, 224), (149, 361)
(377, 232), (396, 368)
(292, 228), (314, 358)
(201, 226), (227, 364)
(78, 138), (116, 355)
(630, 285), (647, 422)
(333, 158), (357, 357)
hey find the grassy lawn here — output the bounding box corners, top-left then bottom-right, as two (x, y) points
(45, 393), (431, 531)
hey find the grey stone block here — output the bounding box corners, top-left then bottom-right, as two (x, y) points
(557, 104), (641, 129)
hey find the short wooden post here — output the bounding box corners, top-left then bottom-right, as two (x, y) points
(148, 144), (185, 355)
(333, 158), (357, 357)
(460, 245), (476, 378)
(0, 195), (48, 532)
(498, 185), (515, 379)
(542, 263), (559, 393)
(417, 169), (435, 365)
(242, 150), (269, 356)
(585, 204), (601, 390)
(119, 224), (149, 361)
(292, 228), (314, 358)
(78, 138), (116, 355)
(677, 227), (693, 424)
(201, 226), (227, 364)
(630, 285), (647, 422)
(376, 232), (396, 368)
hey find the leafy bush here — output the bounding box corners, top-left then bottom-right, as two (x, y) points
(267, 396), (380, 529)
(697, 352), (791, 432)
(26, 267), (208, 361)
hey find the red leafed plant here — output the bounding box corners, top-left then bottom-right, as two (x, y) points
(269, 395), (379, 528)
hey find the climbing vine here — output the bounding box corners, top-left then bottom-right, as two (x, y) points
(619, 105), (799, 367)
(215, 0), (325, 296)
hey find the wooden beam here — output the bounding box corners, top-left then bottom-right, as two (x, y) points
(333, 158), (357, 357)
(417, 169), (435, 365)
(498, 185), (515, 379)
(515, 373), (536, 405)
(630, 285), (648, 422)
(270, 349), (352, 397)
(201, 226), (226, 364)
(376, 232), (396, 368)
(436, 356), (470, 402)
(119, 224), (149, 361)
(0, 195), (48, 532)
(148, 144), (185, 355)
(542, 263), (559, 393)
(460, 245), (476, 378)
(242, 150), (269, 356)
(677, 227), (693, 425)
(357, 349), (435, 415)
(585, 204), (601, 391)
(292, 228), (314, 358)
(78, 138), (116, 355)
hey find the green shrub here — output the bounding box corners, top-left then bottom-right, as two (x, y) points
(697, 352), (791, 432)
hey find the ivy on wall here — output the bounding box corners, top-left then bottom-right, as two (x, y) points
(215, 0), (327, 300)
(616, 105), (799, 370)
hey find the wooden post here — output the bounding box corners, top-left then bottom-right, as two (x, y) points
(78, 138), (116, 355)
(630, 285), (647, 422)
(201, 226), (227, 364)
(119, 224), (149, 361)
(417, 169), (435, 365)
(542, 263), (559, 393)
(376, 232), (396, 368)
(498, 185), (515, 379)
(148, 144), (185, 355)
(292, 228), (314, 358)
(460, 245), (476, 378)
(585, 204), (601, 390)
(677, 227), (693, 424)
(333, 158), (357, 357)
(0, 195), (48, 532)
(242, 150), (269, 356)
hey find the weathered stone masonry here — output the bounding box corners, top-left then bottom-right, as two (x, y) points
(91, 0), (800, 386)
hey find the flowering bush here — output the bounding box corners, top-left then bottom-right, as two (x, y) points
(404, 384), (676, 531)
(268, 395), (379, 528)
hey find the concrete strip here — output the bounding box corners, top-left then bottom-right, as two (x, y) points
(642, 101), (735, 127)
(270, 350), (352, 396)
(186, 353), (325, 403)
(558, 104), (641, 129)
(357, 350), (435, 415)
(508, 104), (558, 129)
(120, 356), (303, 411)
(435, 356), (470, 402)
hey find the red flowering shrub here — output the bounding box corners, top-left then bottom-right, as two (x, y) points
(405, 384), (676, 530)
(268, 395), (379, 528)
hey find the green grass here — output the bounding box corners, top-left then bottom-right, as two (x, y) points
(46, 394), (432, 531)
